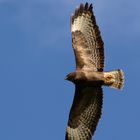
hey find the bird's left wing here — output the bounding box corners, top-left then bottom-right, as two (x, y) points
(71, 3), (104, 72)
(65, 84), (103, 140)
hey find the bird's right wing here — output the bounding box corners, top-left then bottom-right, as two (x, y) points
(65, 84), (103, 140)
(71, 3), (104, 72)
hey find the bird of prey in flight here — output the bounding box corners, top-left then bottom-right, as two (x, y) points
(65, 3), (124, 140)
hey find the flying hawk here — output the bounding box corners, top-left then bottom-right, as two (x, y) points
(65, 3), (124, 140)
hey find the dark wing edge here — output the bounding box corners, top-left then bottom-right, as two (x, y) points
(71, 3), (104, 72)
(65, 84), (103, 140)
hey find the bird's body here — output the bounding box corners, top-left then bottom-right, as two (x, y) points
(66, 70), (104, 83)
(66, 69), (124, 88)
(65, 3), (124, 140)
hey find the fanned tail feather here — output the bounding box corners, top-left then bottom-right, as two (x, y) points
(104, 69), (124, 89)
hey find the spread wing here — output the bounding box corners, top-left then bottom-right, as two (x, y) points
(65, 84), (103, 140)
(71, 3), (104, 72)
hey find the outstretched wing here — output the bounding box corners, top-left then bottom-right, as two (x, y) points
(71, 3), (104, 72)
(65, 84), (103, 140)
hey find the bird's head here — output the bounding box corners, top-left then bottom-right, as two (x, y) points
(65, 72), (77, 82)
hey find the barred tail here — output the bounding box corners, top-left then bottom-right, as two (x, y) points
(104, 69), (124, 89)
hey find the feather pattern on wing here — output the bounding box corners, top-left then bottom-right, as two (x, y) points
(65, 84), (103, 140)
(71, 3), (104, 71)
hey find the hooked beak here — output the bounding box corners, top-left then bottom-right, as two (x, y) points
(65, 76), (68, 80)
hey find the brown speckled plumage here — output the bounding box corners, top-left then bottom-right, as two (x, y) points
(65, 2), (124, 140)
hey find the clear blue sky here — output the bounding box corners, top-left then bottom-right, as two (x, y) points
(0, 0), (139, 140)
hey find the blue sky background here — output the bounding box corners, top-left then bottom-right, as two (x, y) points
(0, 0), (139, 140)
